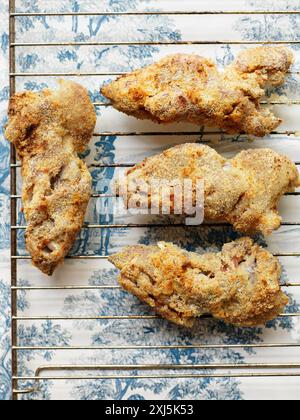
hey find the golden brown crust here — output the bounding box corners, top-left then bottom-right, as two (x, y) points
(109, 238), (288, 328)
(119, 144), (300, 236)
(102, 47), (293, 137)
(5, 80), (96, 275)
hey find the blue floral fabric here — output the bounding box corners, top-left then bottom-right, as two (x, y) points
(1, 0), (300, 400)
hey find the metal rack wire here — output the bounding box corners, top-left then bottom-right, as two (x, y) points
(8, 1), (300, 399)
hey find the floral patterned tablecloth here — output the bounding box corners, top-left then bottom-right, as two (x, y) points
(1, 0), (300, 400)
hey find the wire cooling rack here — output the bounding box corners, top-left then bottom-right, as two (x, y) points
(8, 0), (300, 399)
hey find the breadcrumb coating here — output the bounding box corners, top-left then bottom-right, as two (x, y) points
(118, 144), (300, 235)
(5, 80), (96, 275)
(102, 47), (293, 137)
(110, 238), (288, 328)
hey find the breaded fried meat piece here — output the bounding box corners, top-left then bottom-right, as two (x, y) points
(117, 144), (300, 236)
(109, 238), (288, 328)
(102, 47), (293, 137)
(5, 80), (96, 275)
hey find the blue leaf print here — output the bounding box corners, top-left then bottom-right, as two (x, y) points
(57, 50), (78, 63)
(0, 281), (11, 400)
(17, 54), (40, 71)
(1, 33), (8, 54)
